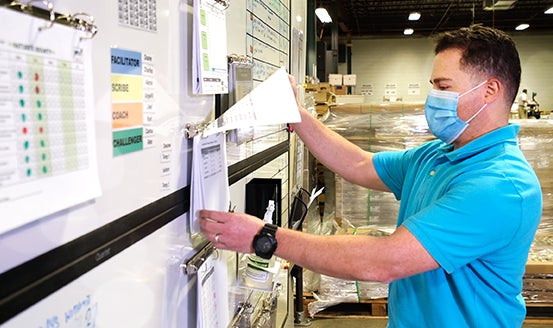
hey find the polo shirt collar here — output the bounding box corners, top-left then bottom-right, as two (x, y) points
(438, 124), (520, 162)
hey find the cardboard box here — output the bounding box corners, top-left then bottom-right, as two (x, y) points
(315, 104), (329, 117)
(314, 91), (329, 103)
(527, 262), (553, 274)
(305, 83), (319, 92)
(335, 94), (365, 104)
(318, 82), (331, 91)
(343, 74), (357, 86)
(332, 85), (347, 95)
(328, 74), (343, 85)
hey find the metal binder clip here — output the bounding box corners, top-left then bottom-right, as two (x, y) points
(213, 0), (230, 10)
(229, 302), (253, 328)
(24, 0), (55, 31)
(183, 122), (209, 139)
(6, 1), (25, 9)
(70, 12), (98, 40)
(56, 12), (97, 57)
(181, 242), (217, 275)
(228, 54), (253, 65)
(206, 0), (229, 13)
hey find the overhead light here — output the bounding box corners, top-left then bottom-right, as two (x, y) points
(315, 8), (332, 23)
(483, 0), (517, 11)
(515, 23), (529, 31)
(545, 7), (553, 14)
(404, 28), (414, 35)
(408, 12), (421, 21)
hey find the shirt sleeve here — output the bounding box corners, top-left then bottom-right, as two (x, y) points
(373, 142), (438, 201)
(373, 150), (410, 200)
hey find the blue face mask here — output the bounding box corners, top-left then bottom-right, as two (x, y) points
(424, 81), (488, 144)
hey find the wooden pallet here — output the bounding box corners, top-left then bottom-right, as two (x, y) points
(299, 262), (553, 322)
(303, 292), (553, 323)
(312, 299), (388, 318)
(303, 292), (388, 318)
(525, 302), (553, 324)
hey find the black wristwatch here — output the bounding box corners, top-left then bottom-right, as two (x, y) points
(252, 223), (278, 259)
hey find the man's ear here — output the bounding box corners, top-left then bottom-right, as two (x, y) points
(484, 78), (501, 103)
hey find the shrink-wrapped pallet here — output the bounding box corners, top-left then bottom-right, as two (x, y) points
(327, 103), (433, 229)
(519, 119), (553, 303)
(306, 105), (553, 314)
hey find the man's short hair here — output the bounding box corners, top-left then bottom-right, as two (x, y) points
(434, 25), (521, 104)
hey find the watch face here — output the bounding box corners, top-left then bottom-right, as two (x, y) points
(258, 236), (273, 252)
(254, 232), (277, 259)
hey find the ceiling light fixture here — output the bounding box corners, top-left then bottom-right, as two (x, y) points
(515, 23), (529, 31)
(404, 28), (414, 35)
(315, 8), (332, 23)
(408, 12), (421, 21)
(483, 0), (517, 11)
(545, 7), (553, 14)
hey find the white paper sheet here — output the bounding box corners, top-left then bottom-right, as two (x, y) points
(0, 8), (101, 234)
(202, 66), (301, 136)
(189, 133), (229, 235)
(192, 0), (229, 95)
(196, 253), (229, 328)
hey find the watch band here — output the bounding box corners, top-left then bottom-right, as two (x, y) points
(253, 223), (279, 259)
(261, 223), (278, 235)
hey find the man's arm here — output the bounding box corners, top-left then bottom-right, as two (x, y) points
(277, 224), (439, 282)
(199, 210), (439, 283)
(291, 107), (389, 191)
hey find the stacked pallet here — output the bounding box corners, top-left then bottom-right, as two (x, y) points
(305, 82), (333, 119)
(306, 105), (553, 317)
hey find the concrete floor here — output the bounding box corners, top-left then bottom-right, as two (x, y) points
(308, 317), (387, 327)
(307, 317), (553, 327)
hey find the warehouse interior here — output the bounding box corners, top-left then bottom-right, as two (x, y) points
(301, 0), (553, 326)
(1, 1), (553, 327)
(315, 0), (553, 38)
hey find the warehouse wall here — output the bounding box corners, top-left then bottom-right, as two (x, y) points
(339, 33), (553, 111)
(342, 37), (434, 104)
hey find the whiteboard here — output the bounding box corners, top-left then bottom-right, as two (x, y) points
(0, 0), (212, 273)
(0, 213), (215, 328)
(0, 0), (307, 326)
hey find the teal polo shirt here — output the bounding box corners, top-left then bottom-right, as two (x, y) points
(373, 124), (542, 327)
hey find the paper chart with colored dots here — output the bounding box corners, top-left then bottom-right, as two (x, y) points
(0, 8), (100, 234)
(196, 254), (229, 328)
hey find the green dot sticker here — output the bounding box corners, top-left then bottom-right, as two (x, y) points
(19, 99), (25, 107)
(25, 155), (30, 163)
(26, 168), (32, 176)
(18, 85), (24, 93)
(23, 140), (29, 150)
(38, 112), (43, 120)
(21, 113), (26, 122)
(17, 71), (23, 79)
(40, 140), (45, 147)
(42, 153), (46, 160)
(42, 166), (48, 174)
(36, 100), (42, 108)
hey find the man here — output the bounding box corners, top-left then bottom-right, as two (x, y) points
(200, 25), (542, 327)
(518, 88), (528, 118)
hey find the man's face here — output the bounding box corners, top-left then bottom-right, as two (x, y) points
(429, 48), (485, 122)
